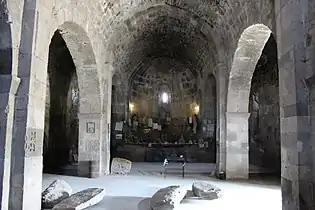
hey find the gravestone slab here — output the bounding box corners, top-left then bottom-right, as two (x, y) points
(52, 188), (105, 210)
(192, 181), (221, 200)
(42, 180), (72, 209)
(111, 157), (132, 175)
(150, 185), (187, 210)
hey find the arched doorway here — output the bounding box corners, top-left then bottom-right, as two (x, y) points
(43, 22), (103, 178)
(249, 35), (280, 178)
(43, 30), (79, 175)
(226, 24), (280, 179)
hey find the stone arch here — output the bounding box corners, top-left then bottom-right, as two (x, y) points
(225, 24), (273, 179)
(108, 4), (221, 76)
(45, 22), (104, 177)
(227, 24), (272, 112)
(48, 1), (111, 125)
(57, 22), (102, 114)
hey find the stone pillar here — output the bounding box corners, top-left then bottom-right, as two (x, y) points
(102, 70), (112, 175)
(0, 75), (20, 210)
(225, 112), (250, 179)
(101, 112), (111, 175)
(9, 78), (46, 210)
(216, 64), (227, 176)
(8, 0), (42, 209)
(276, 0), (315, 209)
(78, 113), (103, 178)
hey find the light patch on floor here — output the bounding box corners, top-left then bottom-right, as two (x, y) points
(43, 172), (281, 210)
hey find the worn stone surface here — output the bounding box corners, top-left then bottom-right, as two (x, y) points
(42, 180), (72, 209)
(249, 36), (280, 175)
(0, 75), (20, 210)
(52, 188), (105, 210)
(150, 185), (187, 210)
(111, 157), (132, 175)
(192, 181), (221, 200)
(43, 32), (79, 174)
(276, 1), (315, 209)
(225, 24), (272, 180)
(0, 0), (314, 209)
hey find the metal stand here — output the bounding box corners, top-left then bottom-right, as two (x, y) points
(163, 157), (186, 179)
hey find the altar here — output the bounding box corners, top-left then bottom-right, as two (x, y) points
(112, 118), (215, 163)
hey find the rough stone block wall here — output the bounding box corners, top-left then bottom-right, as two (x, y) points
(249, 36), (280, 174)
(111, 73), (127, 122)
(0, 0), (312, 209)
(42, 31), (78, 172)
(128, 58), (199, 119)
(202, 74), (216, 138)
(276, 0), (315, 208)
(65, 73), (79, 152)
(0, 1), (12, 75)
(5, 0), (110, 209)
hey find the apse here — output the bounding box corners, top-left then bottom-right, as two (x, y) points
(110, 9), (218, 166)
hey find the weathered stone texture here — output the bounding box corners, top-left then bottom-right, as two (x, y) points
(0, 75), (20, 210)
(128, 58), (198, 118)
(276, 0), (315, 209)
(150, 185), (187, 210)
(111, 157), (132, 175)
(52, 188), (105, 210)
(0, 0), (313, 210)
(192, 181), (221, 200)
(42, 180), (72, 209)
(249, 36), (280, 174)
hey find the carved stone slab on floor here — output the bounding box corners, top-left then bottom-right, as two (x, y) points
(111, 157), (132, 175)
(42, 180), (72, 209)
(192, 181), (221, 200)
(52, 188), (105, 210)
(150, 185), (187, 210)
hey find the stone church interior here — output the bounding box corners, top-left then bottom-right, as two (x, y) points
(0, 0), (313, 210)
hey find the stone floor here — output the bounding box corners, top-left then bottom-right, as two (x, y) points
(60, 162), (275, 177)
(130, 162), (275, 175)
(42, 163), (281, 210)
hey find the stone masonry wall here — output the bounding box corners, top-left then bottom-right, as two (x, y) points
(249, 36), (280, 174)
(43, 31), (78, 172)
(0, 0), (12, 75)
(1, 0), (313, 209)
(202, 74), (216, 138)
(129, 58), (199, 119)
